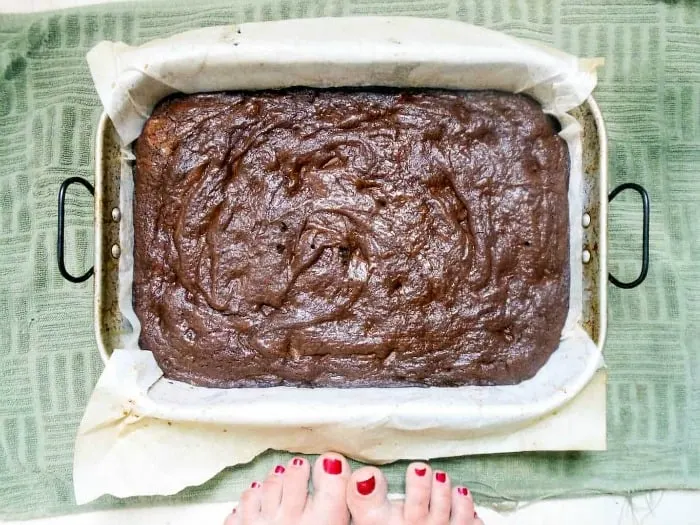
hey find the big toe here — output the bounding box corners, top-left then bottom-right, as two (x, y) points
(346, 466), (392, 525)
(306, 453), (351, 524)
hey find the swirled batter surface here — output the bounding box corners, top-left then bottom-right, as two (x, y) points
(134, 89), (569, 387)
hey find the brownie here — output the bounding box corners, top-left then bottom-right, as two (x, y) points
(133, 88), (569, 388)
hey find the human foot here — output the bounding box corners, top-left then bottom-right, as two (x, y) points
(224, 453), (350, 525)
(347, 463), (484, 525)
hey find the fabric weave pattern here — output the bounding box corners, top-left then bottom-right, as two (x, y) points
(0, 0), (698, 519)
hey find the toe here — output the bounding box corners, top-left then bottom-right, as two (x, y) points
(222, 508), (238, 525)
(308, 453), (351, 523)
(450, 486), (476, 524)
(404, 462), (432, 523)
(428, 470), (452, 524)
(260, 464), (286, 518)
(347, 466), (392, 525)
(280, 456), (311, 515)
(239, 482), (263, 524)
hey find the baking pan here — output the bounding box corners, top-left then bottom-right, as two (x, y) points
(57, 95), (649, 364)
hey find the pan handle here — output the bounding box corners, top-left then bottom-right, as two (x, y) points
(57, 177), (94, 283)
(608, 182), (649, 289)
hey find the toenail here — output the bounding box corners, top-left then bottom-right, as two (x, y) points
(323, 458), (343, 475)
(232, 508), (237, 514)
(356, 476), (376, 495)
(275, 465), (286, 474)
(458, 487), (469, 496)
(251, 481), (260, 488)
(474, 511), (478, 518)
(435, 472), (447, 483)
(293, 458), (304, 467)
(415, 467), (427, 477)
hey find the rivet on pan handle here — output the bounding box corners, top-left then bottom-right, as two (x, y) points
(57, 177), (94, 283)
(608, 182), (650, 289)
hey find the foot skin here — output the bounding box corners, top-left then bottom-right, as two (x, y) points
(224, 457), (484, 525)
(347, 463), (485, 525)
(224, 453), (351, 525)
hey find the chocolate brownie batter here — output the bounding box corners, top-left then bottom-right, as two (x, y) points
(134, 89), (569, 387)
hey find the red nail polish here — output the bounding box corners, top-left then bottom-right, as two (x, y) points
(458, 487), (469, 496)
(293, 458), (304, 466)
(415, 467), (427, 477)
(356, 476), (376, 495)
(232, 508), (237, 514)
(275, 465), (286, 474)
(474, 511), (479, 519)
(323, 458), (342, 475)
(435, 472), (447, 483)
(251, 481), (260, 488)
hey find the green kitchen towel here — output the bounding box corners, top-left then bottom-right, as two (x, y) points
(1, 0), (698, 519)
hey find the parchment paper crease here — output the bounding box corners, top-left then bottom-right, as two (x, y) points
(75, 17), (604, 504)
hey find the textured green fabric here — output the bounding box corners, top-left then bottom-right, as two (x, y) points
(0, 0), (698, 519)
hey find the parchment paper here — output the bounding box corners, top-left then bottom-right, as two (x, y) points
(75, 17), (604, 504)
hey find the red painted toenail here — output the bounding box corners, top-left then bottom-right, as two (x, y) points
(474, 511), (479, 518)
(251, 481), (260, 488)
(356, 476), (376, 495)
(323, 458), (342, 475)
(435, 472), (447, 483)
(458, 487), (469, 496)
(275, 465), (286, 474)
(415, 467), (427, 477)
(232, 508), (236, 514)
(293, 458), (304, 466)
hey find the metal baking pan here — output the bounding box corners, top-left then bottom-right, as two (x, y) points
(57, 95), (649, 364)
